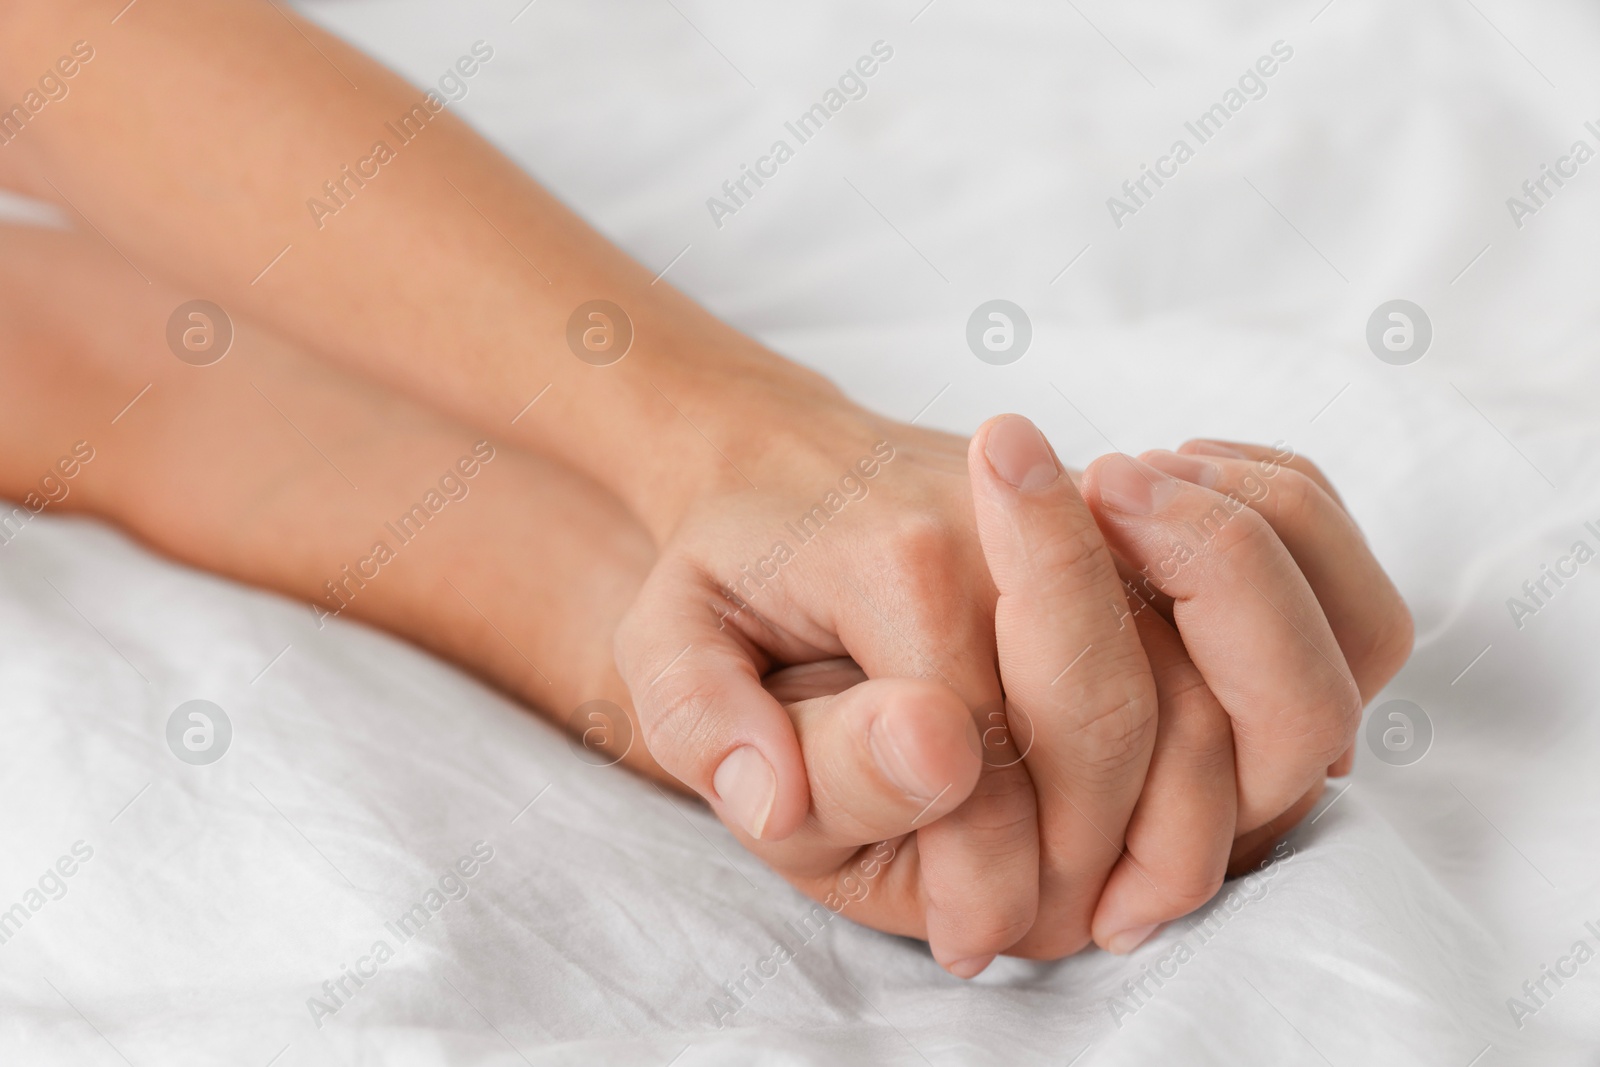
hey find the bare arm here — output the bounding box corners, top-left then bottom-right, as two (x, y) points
(0, 0), (831, 538)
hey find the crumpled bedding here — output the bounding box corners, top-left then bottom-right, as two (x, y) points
(3, 0), (1598, 1062)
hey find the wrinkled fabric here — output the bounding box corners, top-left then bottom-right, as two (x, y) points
(2, 0), (1596, 1062)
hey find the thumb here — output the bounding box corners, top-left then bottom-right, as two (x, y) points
(616, 557), (810, 841)
(775, 665), (983, 848)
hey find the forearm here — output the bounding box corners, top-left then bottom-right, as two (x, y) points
(0, 223), (672, 781)
(0, 0), (845, 539)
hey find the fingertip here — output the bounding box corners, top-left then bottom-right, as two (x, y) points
(941, 953), (996, 980)
(1083, 453), (1183, 516)
(1141, 449), (1220, 490)
(1071, 455), (1140, 532)
(966, 414), (1009, 479)
(708, 724), (812, 843)
(712, 746), (779, 839)
(1091, 865), (1220, 957)
(1226, 781), (1323, 876)
(972, 414), (1060, 493)
(695, 714), (812, 841)
(1103, 923), (1160, 956)
(869, 681), (982, 807)
(1076, 453), (1121, 510)
(1224, 835), (1277, 878)
(969, 413), (1024, 454)
(1178, 439), (1248, 459)
(1327, 744), (1355, 777)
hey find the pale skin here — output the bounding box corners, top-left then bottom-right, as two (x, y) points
(0, 1), (1413, 976)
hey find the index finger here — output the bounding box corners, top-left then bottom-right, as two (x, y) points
(968, 415), (1159, 959)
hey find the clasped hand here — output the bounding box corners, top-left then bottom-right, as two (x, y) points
(617, 413), (1411, 977)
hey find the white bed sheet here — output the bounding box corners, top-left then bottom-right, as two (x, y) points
(4, 1), (1599, 1063)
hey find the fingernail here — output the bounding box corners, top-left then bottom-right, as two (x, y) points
(1096, 455), (1180, 515)
(985, 416), (1060, 491)
(713, 746), (776, 839)
(1143, 449), (1219, 489)
(870, 706), (939, 799)
(1185, 440), (1247, 459)
(945, 954), (995, 979)
(1106, 923), (1159, 955)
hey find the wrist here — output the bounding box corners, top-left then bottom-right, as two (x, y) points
(511, 280), (873, 543)
(595, 334), (864, 541)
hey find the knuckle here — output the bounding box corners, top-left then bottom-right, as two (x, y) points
(1337, 678), (1365, 739)
(1068, 667), (1160, 779)
(1267, 468), (1321, 522)
(1153, 661), (1214, 713)
(922, 771), (1040, 957)
(1204, 503), (1279, 566)
(1151, 678), (1235, 772)
(954, 906), (1038, 958)
(1163, 730), (1236, 781)
(636, 670), (725, 774)
(1155, 862), (1227, 917)
(1287, 454), (1334, 493)
(1025, 521), (1119, 601)
(957, 766), (1040, 842)
(879, 513), (965, 603)
(1009, 921), (1093, 961)
(1358, 597), (1416, 688)
(888, 512), (959, 570)
(984, 914), (1043, 955)
(1306, 673), (1365, 757)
